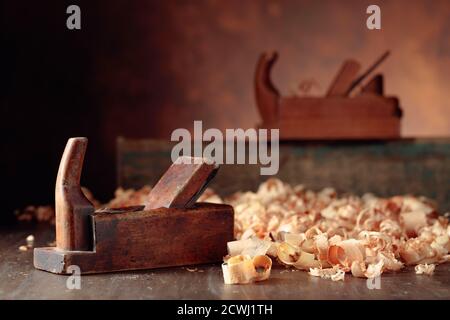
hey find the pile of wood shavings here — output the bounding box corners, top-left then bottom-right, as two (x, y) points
(198, 178), (450, 283)
(15, 179), (450, 283)
(15, 186), (150, 223)
(102, 186), (152, 208)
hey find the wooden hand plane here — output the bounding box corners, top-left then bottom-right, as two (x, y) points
(34, 137), (234, 274)
(255, 51), (403, 140)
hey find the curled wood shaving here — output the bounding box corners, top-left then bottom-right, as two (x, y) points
(222, 255), (272, 284)
(15, 186), (150, 224)
(415, 263), (436, 275)
(15, 205), (55, 224)
(26, 235), (35, 248)
(19, 235), (35, 252)
(227, 237), (276, 257)
(309, 266), (345, 281)
(104, 186), (152, 208)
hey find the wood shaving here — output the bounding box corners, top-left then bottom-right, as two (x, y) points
(19, 235), (35, 252)
(15, 186), (150, 224)
(183, 266), (205, 273)
(309, 266), (346, 281)
(103, 186), (152, 208)
(26, 235), (34, 248)
(415, 263), (436, 275)
(227, 238), (276, 257)
(222, 255), (272, 284)
(185, 267), (199, 272)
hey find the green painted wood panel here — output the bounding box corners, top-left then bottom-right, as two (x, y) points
(117, 138), (450, 213)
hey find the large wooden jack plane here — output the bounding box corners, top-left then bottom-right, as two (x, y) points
(255, 51), (403, 140)
(34, 137), (234, 274)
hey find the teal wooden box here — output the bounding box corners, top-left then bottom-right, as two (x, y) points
(117, 138), (450, 213)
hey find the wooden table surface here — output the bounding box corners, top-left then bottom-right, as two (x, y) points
(1, 225), (449, 300)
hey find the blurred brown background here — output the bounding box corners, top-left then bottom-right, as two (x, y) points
(2, 0), (449, 223)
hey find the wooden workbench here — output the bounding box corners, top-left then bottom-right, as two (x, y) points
(1, 225), (449, 300)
